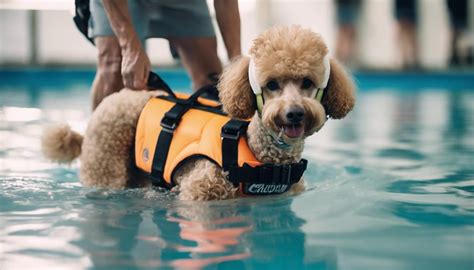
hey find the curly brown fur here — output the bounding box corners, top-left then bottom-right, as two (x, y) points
(218, 56), (256, 119)
(79, 90), (158, 188)
(174, 159), (238, 201)
(250, 25), (329, 86)
(42, 123), (83, 163)
(322, 58), (356, 119)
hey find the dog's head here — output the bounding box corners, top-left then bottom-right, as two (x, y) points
(218, 25), (355, 144)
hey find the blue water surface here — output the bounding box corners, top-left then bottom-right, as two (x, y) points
(0, 69), (473, 270)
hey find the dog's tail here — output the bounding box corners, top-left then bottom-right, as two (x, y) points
(41, 123), (83, 163)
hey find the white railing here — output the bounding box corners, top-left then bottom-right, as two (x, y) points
(0, 0), (74, 11)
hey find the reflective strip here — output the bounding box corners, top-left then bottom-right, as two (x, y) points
(256, 94), (264, 114)
(315, 88), (325, 102)
(249, 57), (264, 115)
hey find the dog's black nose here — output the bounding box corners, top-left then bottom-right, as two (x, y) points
(285, 106), (305, 123)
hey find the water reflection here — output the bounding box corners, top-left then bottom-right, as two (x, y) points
(73, 193), (337, 270)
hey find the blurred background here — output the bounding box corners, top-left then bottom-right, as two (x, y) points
(1, 0), (473, 70)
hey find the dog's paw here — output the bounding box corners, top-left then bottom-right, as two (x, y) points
(178, 176), (238, 201)
(287, 178), (306, 195)
(174, 159), (238, 201)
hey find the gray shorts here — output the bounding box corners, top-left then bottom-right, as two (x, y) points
(88, 0), (216, 40)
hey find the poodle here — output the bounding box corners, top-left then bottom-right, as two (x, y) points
(42, 25), (355, 201)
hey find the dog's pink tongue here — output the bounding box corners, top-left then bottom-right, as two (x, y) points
(283, 125), (304, 138)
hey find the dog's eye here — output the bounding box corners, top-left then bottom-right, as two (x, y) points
(301, 78), (314, 89)
(265, 80), (280, 91)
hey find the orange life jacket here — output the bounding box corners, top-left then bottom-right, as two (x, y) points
(134, 92), (307, 195)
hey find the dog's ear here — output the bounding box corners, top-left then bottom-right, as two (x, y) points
(218, 56), (256, 119)
(322, 58), (356, 119)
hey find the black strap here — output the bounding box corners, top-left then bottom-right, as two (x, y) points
(221, 119), (249, 175)
(150, 89), (218, 187)
(150, 126), (173, 187)
(197, 83), (220, 102)
(198, 73), (221, 102)
(189, 83), (220, 104)
(147, 72), (176, 98)
(73, 0), (94, 44)
(150, 104), (192, 187)
(321, 76), (330, 116)
(226, 159), (308, 186)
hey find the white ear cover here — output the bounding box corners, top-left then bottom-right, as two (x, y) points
(248, 58), (261, 95)
(320, 54), (331, 89)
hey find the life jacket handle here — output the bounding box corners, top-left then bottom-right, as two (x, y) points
(147, 72), (176, 98)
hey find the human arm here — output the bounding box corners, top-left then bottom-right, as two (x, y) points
(102, 0), (150, 89)
(214, 0), (241, 60)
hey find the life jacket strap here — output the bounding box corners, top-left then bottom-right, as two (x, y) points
(147, 72), (175, 98)
(227, 160), (308, 195)
(221, 119), (250, 174)
(150, 102), (189, 188)
(73, 0), (93, 44)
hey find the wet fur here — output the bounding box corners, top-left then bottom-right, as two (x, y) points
(42, 25), (355, 200)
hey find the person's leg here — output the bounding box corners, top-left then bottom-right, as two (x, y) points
(91, 36), (124, 110)
(395, 0), (417, 69)
(168, 37), (222, 90)
(336, 24), (357, 64)
(447, 0), (469, 65)
(146, 0), (220, 90)
(397, 20), (417, 68)
(88, 0), (148, 110)
(335, 0), (360, 64)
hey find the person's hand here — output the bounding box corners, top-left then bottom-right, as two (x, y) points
(121, 41), (150, 90)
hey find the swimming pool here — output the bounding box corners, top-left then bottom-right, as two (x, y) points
(1, 69), (473, 270)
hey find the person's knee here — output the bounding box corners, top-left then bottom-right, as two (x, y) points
(190, 59), (222, 89)
(188, 72), (207, 89)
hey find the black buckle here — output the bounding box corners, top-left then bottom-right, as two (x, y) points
(221, 128), (241, 140)
(225, 165), (242, 186)
(281, 164), (292, 184)
(259, 164), (292, 184)
(273, 164), (291, 184)
(259, 164), (273, 182)
(160, 116), (177, 133)
(273, 164), (292, 184)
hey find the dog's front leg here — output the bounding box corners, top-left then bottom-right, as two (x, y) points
(288, 178), (306, 195)
(174, 159), (238, 201)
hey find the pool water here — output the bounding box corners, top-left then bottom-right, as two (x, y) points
(1, 70), (473, 270)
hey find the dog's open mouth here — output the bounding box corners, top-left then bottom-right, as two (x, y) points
(281, 124), (305, 138)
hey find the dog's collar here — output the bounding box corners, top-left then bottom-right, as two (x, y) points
(248, 55), (331, 115)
